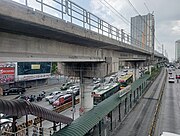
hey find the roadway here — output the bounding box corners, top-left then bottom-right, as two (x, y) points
(112, 68), (166, 136)
(155, 68), (180, 135)
(0, 68), (142, 134)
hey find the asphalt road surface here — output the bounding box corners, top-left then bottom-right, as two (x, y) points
(113, 68), (166, 136)
(155, 69), (180, 135)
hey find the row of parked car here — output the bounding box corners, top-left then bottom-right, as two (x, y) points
(45, 84), (80, 108)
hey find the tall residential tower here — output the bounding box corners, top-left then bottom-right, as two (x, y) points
(175, 40), (180, 61)
(131, 13), (155, 53)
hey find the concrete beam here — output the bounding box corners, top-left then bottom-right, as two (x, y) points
(0, 0), (151, 55)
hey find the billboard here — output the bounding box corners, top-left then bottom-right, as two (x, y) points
(17, 73), (51, 81)
(16, 62), (51, 81)
(0, 63), (15, 84)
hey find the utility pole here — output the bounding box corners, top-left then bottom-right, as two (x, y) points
(151, 14), (155, 65)
(72, 92), (75, 120)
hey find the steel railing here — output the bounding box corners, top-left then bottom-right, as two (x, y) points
(12, 0), (152, 53)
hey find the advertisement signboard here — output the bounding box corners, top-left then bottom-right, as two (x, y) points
(16, 62), (51, 81)
(0, 63), (15, 84)
(17, 73), (51, 81)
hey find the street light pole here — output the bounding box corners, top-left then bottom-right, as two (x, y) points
(72, 92), (75, 120)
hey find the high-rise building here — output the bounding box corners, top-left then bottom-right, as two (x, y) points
(175, 40), (180, 61)
(131, 13), (155, 52)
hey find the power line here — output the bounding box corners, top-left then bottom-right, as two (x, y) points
(125, 0), (164, 54)
(126, 0), (140, 15)
(144, 2), (150, 13)
(97, 0), (159, 51)
(99, 0), (145, 35)
(97, 0), (164, 55)
(99, 0), (130, 26)
(126, 0), (153, 30)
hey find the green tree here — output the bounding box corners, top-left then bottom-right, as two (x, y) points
(51, 62), (58, 74)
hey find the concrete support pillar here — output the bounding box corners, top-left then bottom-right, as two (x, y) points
(60, 62), (108, 115)
(112, 57), (119, 73)
(79, 77), (93, 115)
(134, 62), (137, 81)
(105, 57), (112, 74)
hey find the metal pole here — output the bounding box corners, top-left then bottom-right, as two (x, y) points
(0, 114), (2, 136)
(118, 103), (121, 122)
(125, 98), (127, 114)
(72, 92), (75, 120)
(26, 114), (28, 136)
(130, 94), (132, 108)
(151, 14), (155, 64)
(80, 67), (84, 116)
(41, 0), (43, 12)
(39, 117), (43, 135)
(99, 121), (101, 136)
(110, 111), (112, 131)
(12, 116), (17, 133)
(25, 0), (27, 6)
(59, 122), (61, 130)
(53, 121), (56, 132)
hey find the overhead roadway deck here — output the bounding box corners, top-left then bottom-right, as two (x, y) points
(0, 0), (151, 56)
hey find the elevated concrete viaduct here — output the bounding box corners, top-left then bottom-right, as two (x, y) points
(0, 0), (167, 113)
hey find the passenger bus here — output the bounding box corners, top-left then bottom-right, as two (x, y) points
(91, 83), (120, 105)
(118, 85), (131, 98)
(119, 74), (133, 89)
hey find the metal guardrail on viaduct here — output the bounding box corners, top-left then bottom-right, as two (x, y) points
(0, 0), (156, 56)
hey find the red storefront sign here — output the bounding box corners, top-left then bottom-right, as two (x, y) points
(0, 67), (15, 84)
(0, 67), (15, 75)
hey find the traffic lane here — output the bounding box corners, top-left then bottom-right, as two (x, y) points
(0, 86), (63, 113)
(156, 73), (180, 135)
(0, 84), (62, 100)
(113, 68), (165, 136)
(3, 86), (72, 124)
(33, 89), (69, 110)
(133, 69), (166, 136)
(34, 94), (80, 111)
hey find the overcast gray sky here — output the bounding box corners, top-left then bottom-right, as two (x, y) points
(14, 0), (180, 61)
